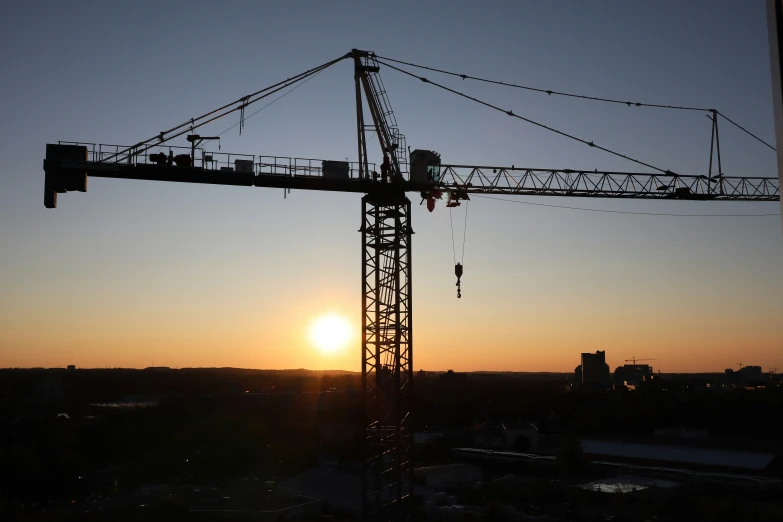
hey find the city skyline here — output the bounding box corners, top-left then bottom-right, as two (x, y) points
(2, 348), (779, 376)
(2, 1), (782, 373)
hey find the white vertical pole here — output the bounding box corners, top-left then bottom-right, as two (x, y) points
(766, 0), (783, 232)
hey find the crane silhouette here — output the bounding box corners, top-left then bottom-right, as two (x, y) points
(41, 49), (780, 522)
(625, 357), (656, 365)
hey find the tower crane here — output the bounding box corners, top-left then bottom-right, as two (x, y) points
(41, 49), (780, 522)
(625, 357), (656, 365)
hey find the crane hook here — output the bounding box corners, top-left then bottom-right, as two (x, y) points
(455, 263), (463, 298)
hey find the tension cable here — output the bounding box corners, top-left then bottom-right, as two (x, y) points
(377, 54), (776, 151)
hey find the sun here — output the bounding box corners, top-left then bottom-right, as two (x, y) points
(310, 313), (352, 354)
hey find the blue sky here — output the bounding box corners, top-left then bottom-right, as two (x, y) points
(1, 1), (781, 372)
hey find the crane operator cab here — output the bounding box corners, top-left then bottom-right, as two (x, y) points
(409, 149), (441, 184)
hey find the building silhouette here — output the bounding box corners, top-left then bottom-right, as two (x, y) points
(614, 363), (653, 387)
(725, 365), (765, 385)
(738, 365), (763, 381)
(574, 351), (610, 388)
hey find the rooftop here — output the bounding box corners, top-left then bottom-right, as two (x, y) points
(579, 475), (681, 494)
(278, 467), (361, 514)
(581, 439), (776, 471)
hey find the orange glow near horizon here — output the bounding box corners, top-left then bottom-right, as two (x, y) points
(1, 288), (780, 373)
(2, 1), (783, 377)
(309, 313), (352, 355)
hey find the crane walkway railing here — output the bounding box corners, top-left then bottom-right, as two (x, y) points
(57, 141), (376, 181)
(54, 142), (780, 200)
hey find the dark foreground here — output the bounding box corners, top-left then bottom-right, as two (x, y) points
(1, 367), (782, 521)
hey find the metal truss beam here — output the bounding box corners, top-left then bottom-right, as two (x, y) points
(440, 165), (779, 200)
(361, 191), (413, 522)
(45, 150), (779, 208)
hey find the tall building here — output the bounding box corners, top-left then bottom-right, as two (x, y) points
(614, 363), (653, 387)
(581, 351), (610, 388)
(738, 365), (763, 381)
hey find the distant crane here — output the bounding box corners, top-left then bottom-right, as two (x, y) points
(41, 49), (780, 522)
(625, 357), (656, 365)
(769, 367), (779, 375)
(738, 362), (745, 370)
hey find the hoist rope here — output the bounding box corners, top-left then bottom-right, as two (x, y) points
(449, 202), (470, 265)
(462, 200), (469, 264)
(449, 209), (456, 265)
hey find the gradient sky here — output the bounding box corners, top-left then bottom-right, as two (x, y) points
(1, 1), (781, 373)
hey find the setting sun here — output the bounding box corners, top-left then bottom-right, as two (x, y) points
(310, 314), (353, 354)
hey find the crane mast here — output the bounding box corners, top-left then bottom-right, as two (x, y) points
(41, 49), (780, 522)
(352, 49), (414, 521)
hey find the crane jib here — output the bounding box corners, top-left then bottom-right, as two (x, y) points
(44, 151), (780, 209)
